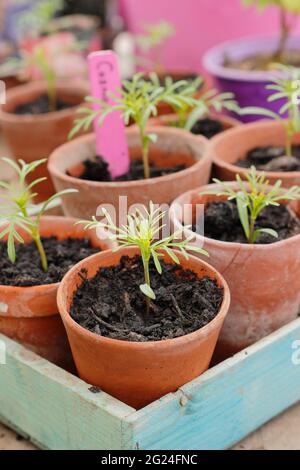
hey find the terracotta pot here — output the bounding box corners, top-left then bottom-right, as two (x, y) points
(0, 216), (114, 368)
(210, 120), (300, 188)
(57, 246), (230, 409)
(0, 81), (87, 202)
(170, 183), (300, 359)
(48, 127), (211, 220)
(147, 113), (241, 134)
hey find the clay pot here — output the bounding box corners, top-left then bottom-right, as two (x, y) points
(210, 120), (300, 188)
(48, 127), (211, 220)
(170, 183), (300, 359)
(0, 216), (114, 368)
(147, 113), (241, 134)
(1, 75), (23, 90)
(0, 81), (87, 202)
(57, 246), (230, 409)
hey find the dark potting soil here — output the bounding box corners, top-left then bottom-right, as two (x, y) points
(224, 50), (300, 71)
(194, 200), (300, 244)
(236, 146), (300, 172)
(70, 255), (224, 342)
(13, 94), (73, 115)
(73, 155), (186, 182)
(191, 118), (224, 139)
(0, 237), (99, 287)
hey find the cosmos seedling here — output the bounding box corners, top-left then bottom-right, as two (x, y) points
(0, 158), (76, 271)
(202, 166), (300, 244)
(70, 73), (194, 179)
(243, 0), (300, 61)
(4, 44), (57, 112)
(79, 202), (208, 313)
(240, 66), (300, 157)
(17, 0), (64, 39)
(135, 21), (176, 73)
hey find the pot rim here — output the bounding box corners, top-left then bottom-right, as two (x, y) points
(0, 80), (87, 123)
(170, 181), (300, 251)
(0, 215), (112, 293)
(210, 120), (300, 180)
(203, 34), (300, 82)
(48, 127), (210, 188)
(57, 246), (231, 349)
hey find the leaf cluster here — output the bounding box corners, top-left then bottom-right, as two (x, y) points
(16, 0), (64, 39)
(135, 21), (176, 53)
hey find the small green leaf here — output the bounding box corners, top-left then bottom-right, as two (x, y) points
(140, 283), (156, 300)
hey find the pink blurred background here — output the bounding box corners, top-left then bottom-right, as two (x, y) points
(119, 0), (300, 72)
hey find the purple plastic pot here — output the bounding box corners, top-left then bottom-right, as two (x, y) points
(203, 35), (300, 123)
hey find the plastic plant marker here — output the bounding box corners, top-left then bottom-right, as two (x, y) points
(88, 50), (130, 178)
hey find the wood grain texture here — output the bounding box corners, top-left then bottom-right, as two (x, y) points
(124, 318), (300, 450)
(0, 319), (299, 450)
(0, 334), (134, 450)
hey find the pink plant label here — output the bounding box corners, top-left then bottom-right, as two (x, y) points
(88, 50), (129, 178)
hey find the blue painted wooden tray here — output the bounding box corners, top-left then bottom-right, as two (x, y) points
(0, 317), (300, 450)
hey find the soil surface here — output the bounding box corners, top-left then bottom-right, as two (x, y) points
(236, 146), (300, 172)
(70, 255), (224, 342)
(73, 156), (186, 182)
(224, 50), (300, 71)
(0, 237), (99, 286)
(191, 118), (224, 139)
(194, 200), (300, 244)
(13, 94), (73, 115)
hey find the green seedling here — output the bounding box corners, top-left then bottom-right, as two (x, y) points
(201, 166), (300, 244)
(0, 158), (76, 271)
(79, 202), (208, 314)
(17, 0), (64, 39)
(70, 73), (196, 180)
(184, 89), (240, 131)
